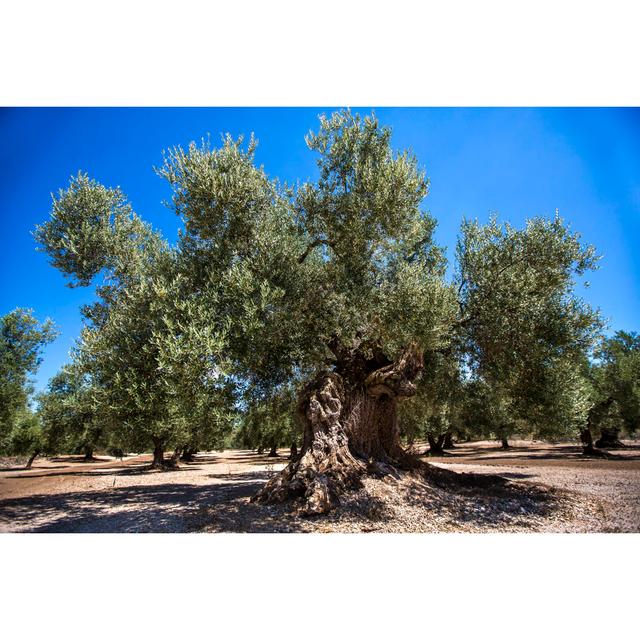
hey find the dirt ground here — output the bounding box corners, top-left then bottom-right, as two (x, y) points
(1, 440), (639, 533)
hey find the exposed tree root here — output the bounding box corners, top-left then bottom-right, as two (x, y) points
(254, 445), (367, 516)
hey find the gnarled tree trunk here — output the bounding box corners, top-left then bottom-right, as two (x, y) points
(83, 446), (95, 462)
(268, 442), (279, 457)
(253, 344), (423, 515)
(580, 427), (595, 455)
(595, 427), (625, 449)
(166, 447), (182, 468)
(426, 433), (446, 456)
(443, 432), (455, 449)
(582, 397), (615, 456)
(151, 438), (165, 469)
(289, 442), (298, 460)
(181, 448), (197, 462)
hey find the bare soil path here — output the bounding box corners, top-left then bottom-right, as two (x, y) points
(1, 441), (638, 532)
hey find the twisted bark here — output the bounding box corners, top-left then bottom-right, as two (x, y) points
(253, 344), (423, 515)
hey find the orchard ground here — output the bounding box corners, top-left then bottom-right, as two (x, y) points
(1, 440), (639, 533)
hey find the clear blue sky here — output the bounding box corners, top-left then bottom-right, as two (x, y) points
(1, 107), (639, 392)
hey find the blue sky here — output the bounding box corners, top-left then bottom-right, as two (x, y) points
(1, 107), (639, 392)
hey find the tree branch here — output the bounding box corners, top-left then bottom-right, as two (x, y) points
(298, 238), (333, 263)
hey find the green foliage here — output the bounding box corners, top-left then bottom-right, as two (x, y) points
(235, 386), (300, 452)
(455, 213), (602, 442)
(296, 110), (455, 360)
(7, 409), (43, 457)
(589, 331), (640, 435)
(0, 308), (57, 451)
(37, 173), (233, 456)
(37, 364), (105, 456)
(34, 172), (163, 289)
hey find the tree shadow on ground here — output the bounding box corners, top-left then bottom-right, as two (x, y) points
(9, 465), (152, 480)
(1, 464), (66, 472)
(7, 462), (220, 481)
(0, 454), (590, 533)
(449, 452), (640, 463)
(207, 470), (277, 483)
(48, 456), (111, 464)
(0, 476), (308, 533)
(489, 471), (534, 479)
(405, 466), (566, 528)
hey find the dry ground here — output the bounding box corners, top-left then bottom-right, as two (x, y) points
(0, 440), (639, 533)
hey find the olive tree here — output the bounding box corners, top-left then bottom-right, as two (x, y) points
(35, 174), (231, 467)
(0, 308), (56, 456)
(588, 331), (640, 448)
(398, 350), (463, 455)
(37, 364), (105, 460)
(236, 385), (300, 457)
(157, 112), (455, 513)
(455, 214), (602, 448)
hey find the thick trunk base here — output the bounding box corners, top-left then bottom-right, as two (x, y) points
(267, 444), (279, 458)
(443, 432), (455, 449)
(253, 345), (424, 515)
(181, 449), (197, 462)
(150, 440), (166, 469)
(580, 428), (609, 457)
(595, 428), (625, 449)
(426, 433), (447, 456)
(501, 437), (509, 449)
(164, 448), (182, 468)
